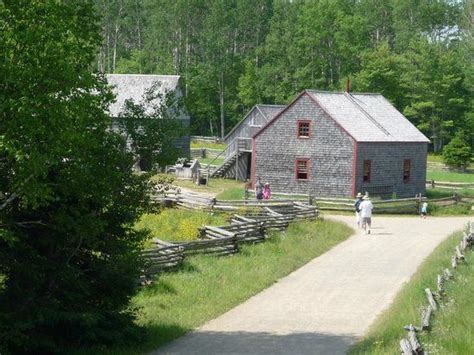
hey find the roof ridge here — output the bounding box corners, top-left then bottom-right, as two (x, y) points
(106, 74), (180, 78)
(306, 89), (382, 95)
(344, 93), (392, 137)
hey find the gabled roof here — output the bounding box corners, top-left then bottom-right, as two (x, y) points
(224, 104), (285, 141)
(254, 90), (429, 143)
(106, 74), (180, 116)
(256, 104), (286, 121)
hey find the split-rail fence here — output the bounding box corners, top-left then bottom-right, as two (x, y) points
(141, 198), (318, 281)
(399, 222), (473, 354)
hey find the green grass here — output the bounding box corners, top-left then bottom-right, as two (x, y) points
(98, 218), (352, 354)
(427, 170), (474, 183)
(136, 209), (227, 242)
(173, 177), (245, 197)
(215, 187), (245, 200)
(190, 141), (227, 151)
(350, 228), (473, 354)
(425, 188), (474, 199)
(197, 157), (225, 166)
(427, 153), (444, 163)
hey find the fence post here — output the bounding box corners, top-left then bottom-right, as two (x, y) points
(235, 143), (239, 181)
(201, 147), (206, 158)
(431, 179), (435, 188)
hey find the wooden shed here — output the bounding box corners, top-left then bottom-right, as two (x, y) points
(106, 74), (190, 162)
(251, 90), (430, 198)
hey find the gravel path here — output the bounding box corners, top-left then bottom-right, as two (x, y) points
(156, 215), (472, 355)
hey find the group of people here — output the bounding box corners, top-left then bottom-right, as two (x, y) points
(254, 177), (271, 201)
(354, 192), (373, 235)
(354, 193), (429, 234)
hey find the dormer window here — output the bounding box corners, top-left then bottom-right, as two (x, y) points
(297, 120), (311, 138)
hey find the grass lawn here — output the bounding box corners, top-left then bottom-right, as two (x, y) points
(215, 186), (245, 200)
(190, 140), (227, 151)
(427, 153), (444, 163)
(427, 170), (474, 183)
(425, 188), (474, 199)
(197, 156), (225, 166)
(136, 209), (228, 243)
(96, 218), (352, 354)
(173, 177), (245, 197)
(349, 228), (473, 354)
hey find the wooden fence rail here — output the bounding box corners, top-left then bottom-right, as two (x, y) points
(398, 221), (473, 354)
(152, 188), (472, 216)
(426, 179), (474, 189)
(140, 203), (319, 280)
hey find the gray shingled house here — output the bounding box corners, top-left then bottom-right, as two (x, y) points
(251, 90), (429, 198)
(212, 104), (285, 180)
(106, 74), (190, 161)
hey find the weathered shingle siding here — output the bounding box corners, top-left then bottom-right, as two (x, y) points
(356, 142), (427, 198)
(225, 109), (265, 145)
(254, 94), (354, 197)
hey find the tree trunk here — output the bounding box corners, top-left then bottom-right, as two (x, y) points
(219, 71), (225, 139)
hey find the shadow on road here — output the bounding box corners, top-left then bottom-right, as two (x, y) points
(157, 330), (356, 354)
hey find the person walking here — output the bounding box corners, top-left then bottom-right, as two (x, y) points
(354, 192), (363, 228)
(255, 177), (263, 201)
(359, 194), (373, 235)
(421, 201), (428, 219)
(263, 182), (271, 200)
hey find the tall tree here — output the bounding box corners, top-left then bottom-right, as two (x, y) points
(0, 1), (150, 352)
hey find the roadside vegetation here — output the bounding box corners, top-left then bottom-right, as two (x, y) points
(350, 228), (473, 354)
(98, 219), (353, 354)
(136, 209), (228, 243)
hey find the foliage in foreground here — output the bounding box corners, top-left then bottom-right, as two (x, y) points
(87, 219), (352, 354)
(350, 229), (472, 354)
(0, 2), (151, 353)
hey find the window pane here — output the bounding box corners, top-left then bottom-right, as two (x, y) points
(296, 160), (309, 179)
(363, 160), (371, 182)
(403, 159), (411, 181)
(298, 122), (310, 137)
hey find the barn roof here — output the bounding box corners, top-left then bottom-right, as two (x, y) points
(256, 104), (286, 121)
(307, 91), (429, 142)
(106, 74), (180, 117)
(254, 91), (429, 143)
(224, 104), (285, 141)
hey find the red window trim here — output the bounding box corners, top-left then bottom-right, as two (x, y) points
(363, 159), (371, 183)
(297, 120), (311, 139)
(295, 158), (310, 180)
(403, 159), (411, 183)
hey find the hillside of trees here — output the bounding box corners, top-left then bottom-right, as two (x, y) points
(96, 0), (473, 151)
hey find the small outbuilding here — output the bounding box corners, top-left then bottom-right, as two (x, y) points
(251, 90), (429, 198)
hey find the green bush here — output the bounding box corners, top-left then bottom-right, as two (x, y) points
(442, 131), (472, 170)
(137, 209), (228, 242)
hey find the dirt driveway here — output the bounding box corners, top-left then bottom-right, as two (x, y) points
(156, 215), (472, 355)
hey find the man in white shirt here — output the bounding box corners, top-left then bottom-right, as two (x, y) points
(359, 195), (373, 235)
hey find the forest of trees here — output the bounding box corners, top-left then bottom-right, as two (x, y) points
(96, 0), (473, 151)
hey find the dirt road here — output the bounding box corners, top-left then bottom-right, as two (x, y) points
(156, 215), (472, 355)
